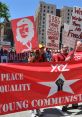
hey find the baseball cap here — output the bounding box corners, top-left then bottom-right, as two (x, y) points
(39, 44), (45, 49)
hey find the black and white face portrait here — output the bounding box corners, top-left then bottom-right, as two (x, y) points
(16, 18), (34, 45)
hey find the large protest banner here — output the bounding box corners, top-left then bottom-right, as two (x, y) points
(46, 14), (61, 49)
(0, 61), (82, 115)
(11, 16), (38, 53)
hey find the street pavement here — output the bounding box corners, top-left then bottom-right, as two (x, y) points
(1, 104), (82, 117)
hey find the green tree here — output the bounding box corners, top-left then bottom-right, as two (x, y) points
(0, 2), (10, 22)
(0, 2), (10, 42)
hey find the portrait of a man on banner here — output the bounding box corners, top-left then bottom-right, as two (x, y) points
(11, 16), (38, 53)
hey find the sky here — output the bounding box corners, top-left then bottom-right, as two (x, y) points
(1, 0), (82, 20)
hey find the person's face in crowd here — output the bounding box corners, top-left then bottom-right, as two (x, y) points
(76, 41), (82, 51)
(61, 46), (68, 53)
(18, 24), (28, 38)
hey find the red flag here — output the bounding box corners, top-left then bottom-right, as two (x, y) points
(11, 16), (38, 53)
(0, 61), (82, 115)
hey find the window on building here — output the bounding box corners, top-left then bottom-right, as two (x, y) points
(42, 29), (44, 32)
(43, 17), (45, 20)
(68, 13), (69, 15)
(43, 21), (45, 24)
(68, 9), (69, 12)
(44, 10), (45, 12)
(71, 10), (73, 12)
(42, 25), (44, 28)
(51, 11), (53, 13)
(42, 37), (44, 39)
(67, 21), (69, 23)
(41, 41), (44, 44)
(48, 6), (50, 9)
(42, 33), (44, 35)
(44, 6), (46, 8)
(43, 13), (45, 16)
(47, 10), (49, 13)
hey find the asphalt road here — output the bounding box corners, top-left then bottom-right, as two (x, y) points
(1, 105), (82, 117)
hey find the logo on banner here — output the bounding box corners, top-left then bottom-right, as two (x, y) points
(16, 18), (34, 51)
(51, 64), (69, 72)
(38, 73), (79, 97)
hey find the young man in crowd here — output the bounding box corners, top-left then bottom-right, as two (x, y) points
(34, 44), (47, 62)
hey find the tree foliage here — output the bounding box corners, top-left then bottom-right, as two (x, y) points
(0, 2), (10, 22)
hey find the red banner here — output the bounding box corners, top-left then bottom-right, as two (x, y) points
(11, 16), (38, 53)
(0, 61), (82, 115)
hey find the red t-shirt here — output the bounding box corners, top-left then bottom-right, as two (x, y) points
(67, 51), (82, 61)
(53, 53), (68, 62)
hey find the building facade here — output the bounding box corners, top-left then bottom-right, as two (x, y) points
(60, 6), (73, 48)
(35, 3), (73, 47)
(35, 1), (56, 45)
(61, 6), (73, 26)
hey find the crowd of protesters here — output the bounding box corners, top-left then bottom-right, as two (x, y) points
(0, 44), (69, 63)
(0, 47), (28, 63)
(0, 40), (82, 116)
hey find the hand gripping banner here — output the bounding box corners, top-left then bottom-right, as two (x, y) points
(0, 61), (82, 115)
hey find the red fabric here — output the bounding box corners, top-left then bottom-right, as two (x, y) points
(0, 61), (82, 115)
(67, 50), (82, 61)
(53, 53), (67, 62)
(11, 16), (39, 53)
